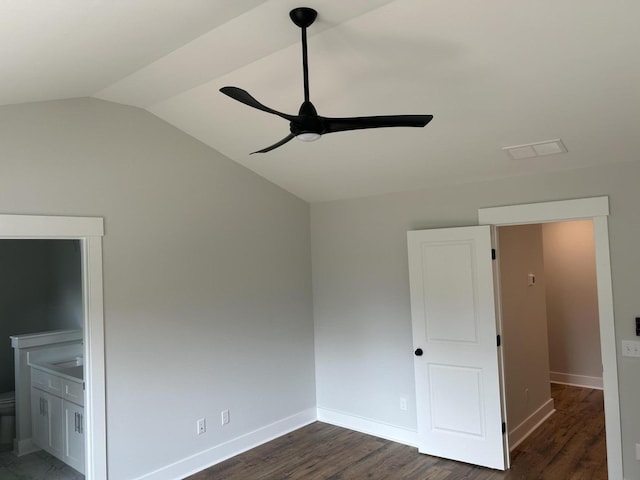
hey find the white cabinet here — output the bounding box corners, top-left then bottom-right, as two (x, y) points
(63, 400), (85, 473)
(31, 367), (84, 474)
(30, 388), (63, 458)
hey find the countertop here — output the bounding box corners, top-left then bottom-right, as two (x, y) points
(29, 359), (84, 382)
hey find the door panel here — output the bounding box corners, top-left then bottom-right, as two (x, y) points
(408, 225), (506, 470)
(422, 241), (478, 343)
(429, 364), (483, 436)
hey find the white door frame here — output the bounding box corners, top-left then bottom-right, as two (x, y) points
(478, 196), (622, 480)
(0, 214), (107, 480)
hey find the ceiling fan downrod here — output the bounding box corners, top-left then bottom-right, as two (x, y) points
(290, 7), (320, 142)
(289, 7), (317, 104)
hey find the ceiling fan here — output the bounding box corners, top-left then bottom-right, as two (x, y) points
(220, 7), (433, 154)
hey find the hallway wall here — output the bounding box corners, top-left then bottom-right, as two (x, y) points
(543, 220), (601, 387)
(498, 224), (552, 435)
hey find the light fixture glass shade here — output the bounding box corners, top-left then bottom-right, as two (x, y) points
(296, 132), (321, 142)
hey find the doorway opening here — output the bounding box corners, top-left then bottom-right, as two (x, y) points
(407, 197), (618, 476)
(0, 214), (106, 480)
(479, 196), (621, 479)
(497, 220), (605, 471)
(0, 240), (82, 388)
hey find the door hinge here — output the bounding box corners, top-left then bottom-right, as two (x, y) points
(491, 248), (496, 260)
(502, 422), (506, 434)
(497, 334), (501, 347)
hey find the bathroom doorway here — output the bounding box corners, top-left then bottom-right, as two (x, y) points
(0, 240), (84, 478)
(0, 239), (83, 396)
(0, 214), (106, 480)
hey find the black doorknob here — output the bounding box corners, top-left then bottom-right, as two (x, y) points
(414, 348), (423, 356)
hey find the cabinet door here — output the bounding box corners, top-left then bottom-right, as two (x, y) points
(31, 388), (48, 450)
(47, 393), (63, 458)
(63, 401), (85, 475)
(30, 388), (63, 458)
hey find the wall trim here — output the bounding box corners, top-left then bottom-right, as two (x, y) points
(478, 196), (609, 225)
(317, 407), (418, 447)
(508, 398), (555, 451)
(14, 438), (39, 456)
(0, 214), (104, 237)
(133, 408), (317, 480)
(134, 408), (420, 480)
(550, 372), (603, 390)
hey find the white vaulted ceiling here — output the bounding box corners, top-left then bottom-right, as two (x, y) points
(3, 0), (640, 202)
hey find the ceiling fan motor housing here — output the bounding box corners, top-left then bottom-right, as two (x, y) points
(291, 101), (323, 136)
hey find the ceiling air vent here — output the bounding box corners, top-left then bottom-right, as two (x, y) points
(503, 139), (567, 160)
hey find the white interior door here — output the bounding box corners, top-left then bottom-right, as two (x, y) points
(407, 225), (506, 470)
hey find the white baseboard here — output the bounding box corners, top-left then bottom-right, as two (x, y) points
(508, 398), (555, 451)
(133, 408), (317, 480)
(316, 407), (418, 447)
(15, 438), (40, 456)
(550, 371), (603, 390)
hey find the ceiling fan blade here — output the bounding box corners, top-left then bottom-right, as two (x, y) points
(321, 115), (433, 134)
(250, 134), (296, 154)
(220, 86), (297, 122)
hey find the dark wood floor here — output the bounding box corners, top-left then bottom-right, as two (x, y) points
(188, 384), (606, 479)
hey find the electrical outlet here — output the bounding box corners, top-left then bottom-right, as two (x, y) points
(399, 397), (407, 411)
(636, 443), (640, 461)
(221, 409), (230, 426)
(197, 418), (206, 435)
(622, 340), (640, 357)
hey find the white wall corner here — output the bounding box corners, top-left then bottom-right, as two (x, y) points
(316, 407), (418, 448)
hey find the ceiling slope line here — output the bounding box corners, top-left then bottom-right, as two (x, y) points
(92, 0), (397, 109)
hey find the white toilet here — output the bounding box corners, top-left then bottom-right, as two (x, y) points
(0, 391), (16, 446)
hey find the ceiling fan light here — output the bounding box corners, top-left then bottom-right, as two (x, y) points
(296, 132), (321, 142)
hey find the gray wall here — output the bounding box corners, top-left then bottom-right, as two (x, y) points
(543, 220), (602, 381)
(0, 239), (81, 393)
(0, 98), (315, 479)
(497, 224), (551, 431)
(311, 161), (640, 479)
(48, 240), (83, 331)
